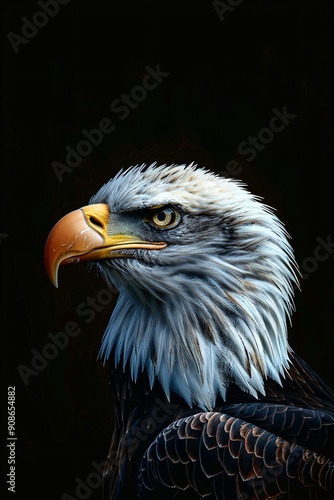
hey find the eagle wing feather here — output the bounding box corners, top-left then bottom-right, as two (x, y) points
(138, 411), (334, 499)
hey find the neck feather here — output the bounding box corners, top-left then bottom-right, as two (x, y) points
(98, 247), (296, 411)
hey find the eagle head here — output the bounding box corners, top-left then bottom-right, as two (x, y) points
(45, 163), (298, 410)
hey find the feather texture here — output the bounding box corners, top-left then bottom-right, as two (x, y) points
(92, 163), (298, 409)
(55, 163), (334, 499)
(138, 412), (334, 499)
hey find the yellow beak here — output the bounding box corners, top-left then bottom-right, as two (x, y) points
(44, 203), (167, 287)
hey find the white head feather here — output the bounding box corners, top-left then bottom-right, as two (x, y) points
(90, 163), (298, 410)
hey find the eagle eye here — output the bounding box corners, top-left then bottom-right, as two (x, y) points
(145, 206), (180, 229)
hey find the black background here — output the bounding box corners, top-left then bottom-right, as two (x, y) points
(1, 1), (334, 499)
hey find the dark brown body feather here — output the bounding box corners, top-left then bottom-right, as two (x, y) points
(103, 352), (334, 499)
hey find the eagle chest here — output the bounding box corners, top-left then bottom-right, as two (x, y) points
(104, 370), (192, 498)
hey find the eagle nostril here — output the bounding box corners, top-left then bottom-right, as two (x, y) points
(89, 216), (104, 229)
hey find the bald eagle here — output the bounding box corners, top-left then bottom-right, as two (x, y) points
(45, 163), (334, 499)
